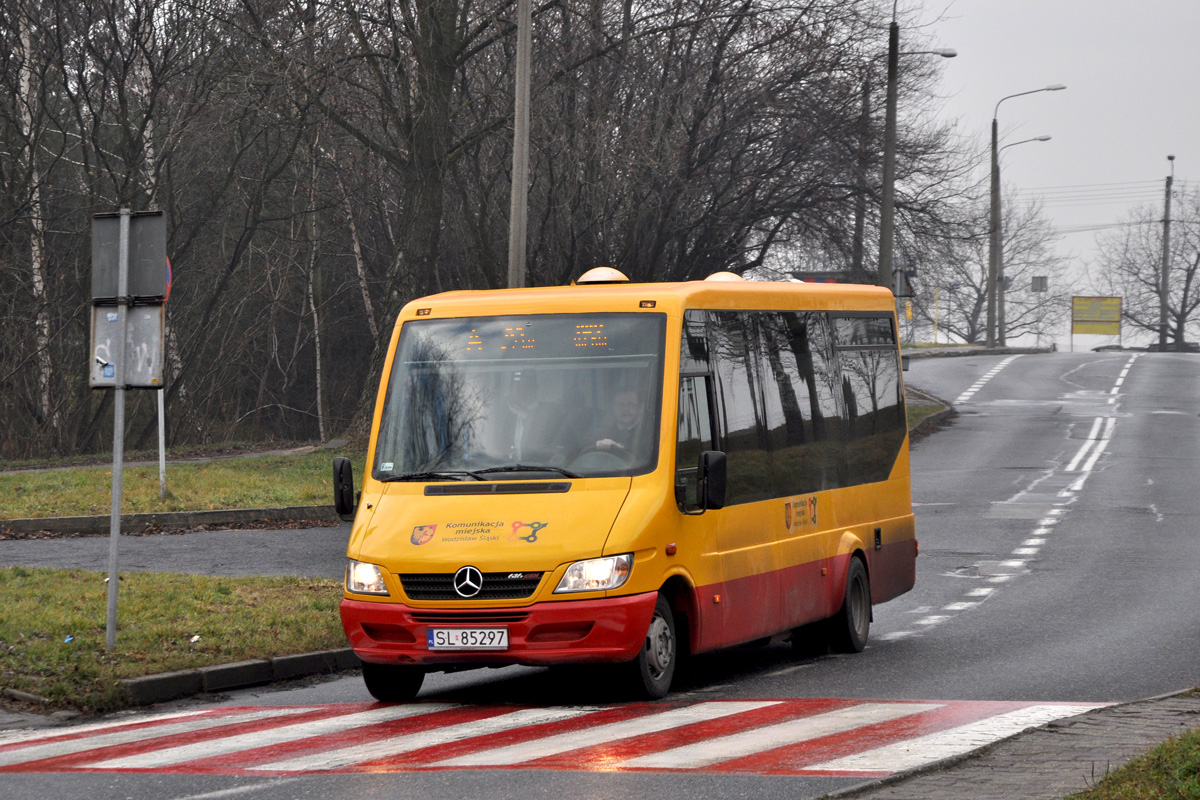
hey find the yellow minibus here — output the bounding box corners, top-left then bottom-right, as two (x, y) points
(333, 269), (916, 700)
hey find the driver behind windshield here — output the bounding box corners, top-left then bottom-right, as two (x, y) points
(594, 381), (653, 463)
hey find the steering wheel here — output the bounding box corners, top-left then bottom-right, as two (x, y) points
(568, 445), (633, 471)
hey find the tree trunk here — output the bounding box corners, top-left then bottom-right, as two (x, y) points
(18, 12), (56, 442)
(308, 146), (326, 442)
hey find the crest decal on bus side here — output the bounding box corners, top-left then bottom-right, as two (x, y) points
(410, 524), (437, 545)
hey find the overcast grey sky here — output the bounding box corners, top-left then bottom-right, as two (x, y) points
(922, 0), (1198, 278)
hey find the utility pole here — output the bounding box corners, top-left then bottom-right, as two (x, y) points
(1159, 155), (1175, 350)
(506, 0), (532, 288)
(877, 17), (899, 291)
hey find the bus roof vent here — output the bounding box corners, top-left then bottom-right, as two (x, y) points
(576, 266), (630, 284)
(704, 271), (745, 282)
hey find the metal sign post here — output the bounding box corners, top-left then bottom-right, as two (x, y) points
(91, 209), (166, 652)
(105, 210), (131, 653)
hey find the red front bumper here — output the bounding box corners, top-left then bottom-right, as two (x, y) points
(341, 592), (658, 667)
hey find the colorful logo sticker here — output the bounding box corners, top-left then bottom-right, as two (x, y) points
(410, 524), (437, 545)
(784, 502), (793, 531)
(808, 496), (818, 526)
(510, 520), (548, 543)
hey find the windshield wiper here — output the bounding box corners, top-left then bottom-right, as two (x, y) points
(380, 470), (485, 482)
(473, 464), (583, 479)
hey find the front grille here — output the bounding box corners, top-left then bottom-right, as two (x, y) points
(400, 572), (544, 601)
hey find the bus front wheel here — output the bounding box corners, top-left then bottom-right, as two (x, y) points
(628, 593), (677, 699)
(830, 558), (870, 653)
(361, 661), (425, 702)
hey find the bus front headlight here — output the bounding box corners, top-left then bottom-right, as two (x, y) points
(346, 559), (390, 595)
(554, 554), (633, 593)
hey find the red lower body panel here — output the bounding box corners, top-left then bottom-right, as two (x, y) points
(692, 540), (916, 653)
(868, 538), (918, 603)
(693, 555), (843, 652)
(341, 591), (658, 668)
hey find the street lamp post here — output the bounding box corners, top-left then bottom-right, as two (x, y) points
(996, 135), (1052, 345)
(877, 8), (955, 293)
(877, 19), (901, 291)
(988, 84), (1065, 346)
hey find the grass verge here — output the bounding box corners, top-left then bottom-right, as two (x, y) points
(907, 403), (945, 431)
(0, 566), (345, 713)
(0, 450), (366, 520)
(1068, 701), (1200, 799)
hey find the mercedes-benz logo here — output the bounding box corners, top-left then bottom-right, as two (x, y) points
(453, 566), (483, 598)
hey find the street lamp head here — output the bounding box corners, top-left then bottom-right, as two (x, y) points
(898, 48), (957, 59)
(1045, 84), (1067, 91)
(1034, 135), (1052, 141)
(1168, 154), (1175, 161)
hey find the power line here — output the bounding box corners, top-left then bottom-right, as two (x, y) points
(1052, 221), (1152, 234)
(1012, 179), (1195, 199)
(1053, 218), (1200, 235)
(1018, 179), (1167, 192)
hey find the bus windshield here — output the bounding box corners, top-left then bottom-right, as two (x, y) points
(374, 312), (666, 480)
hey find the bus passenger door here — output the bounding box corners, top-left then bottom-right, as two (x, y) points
(675, 373), (724, 651)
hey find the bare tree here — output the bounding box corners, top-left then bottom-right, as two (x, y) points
(909, 194), (1069, 344)
(1090, 189), (1200, 348)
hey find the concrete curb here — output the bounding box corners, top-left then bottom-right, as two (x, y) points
(1, 505), (338, 536)
(903, 345), (1051, 359)
(119, 648), (360, 706)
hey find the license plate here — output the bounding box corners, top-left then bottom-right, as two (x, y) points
(426, 627), (509, 650)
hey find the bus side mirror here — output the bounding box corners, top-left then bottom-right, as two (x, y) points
(901, 354), (910, 371)
(333, 457), (357, 521)
(698, 451), (726, 510)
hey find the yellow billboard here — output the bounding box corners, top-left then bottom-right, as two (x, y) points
(1072, 296), (1121, 335)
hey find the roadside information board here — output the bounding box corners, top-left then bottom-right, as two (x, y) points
(89, 304), (164, 387)
(1072, 296), (1121, 335)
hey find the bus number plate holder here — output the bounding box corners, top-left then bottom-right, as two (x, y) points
(427, 628), (509, 650)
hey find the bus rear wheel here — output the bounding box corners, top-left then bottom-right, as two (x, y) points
(830, 558), (870, 653)
(361, 661), (425, 702)
(627, 593), (677, 699)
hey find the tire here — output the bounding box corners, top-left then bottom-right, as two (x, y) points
(627, 593), (677, 699)
(361, 661), (425, 702)
(829, 558), (870, 653)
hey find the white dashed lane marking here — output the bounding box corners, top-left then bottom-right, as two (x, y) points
(952, 355), (1023, 405)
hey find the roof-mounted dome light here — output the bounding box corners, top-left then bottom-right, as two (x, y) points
(704, 271), (744, 282)
(576, 266), (630, 284)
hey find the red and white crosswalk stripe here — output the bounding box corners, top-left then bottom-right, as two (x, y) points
(0, 698), (1103, 777)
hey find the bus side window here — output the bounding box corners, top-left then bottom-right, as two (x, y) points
(759, 311), (844, 496)
(834, 315), (906, 485)
(675, 375), (714, 510)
